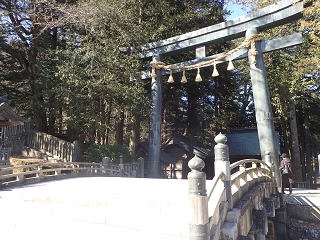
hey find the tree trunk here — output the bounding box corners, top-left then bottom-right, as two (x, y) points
(312, 150), (318, 187)
(104, 101), (113, 144)
(129, 115), (140, 160)
(280, 115), (289, 155)
(289, 99), (303, 182)
(304, 106), (313, 188)
(184, 91), (197, 179)
(300, 137), (307, 181)
(314, 151), (320, 181)
(29, 22), (48, 132)
(116, 111), (124, 146)
(48, 94), (56, 135)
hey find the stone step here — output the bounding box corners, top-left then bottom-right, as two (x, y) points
(282, 189), (320, 239)
(21, 146), (46, 159)
(21, 146), (59, 162)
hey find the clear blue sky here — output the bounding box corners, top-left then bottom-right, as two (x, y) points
(226, 4), (249, 20)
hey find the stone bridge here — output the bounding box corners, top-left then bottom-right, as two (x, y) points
(187, 133), (278, 240)
(0, 133), (301, 240)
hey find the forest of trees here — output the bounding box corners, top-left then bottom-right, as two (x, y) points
(0, 0), (319, 185)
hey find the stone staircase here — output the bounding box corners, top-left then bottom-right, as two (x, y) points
(282, 189), (320, 240)
(21, 146), (58, 162)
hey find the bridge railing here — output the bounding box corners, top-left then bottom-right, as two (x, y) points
(1, 123), (81, 162)
(230, 158), (272, 207)
(0, 161), (141, 188)
(188, 133), (273, 240)
(207, 171), (225, 228)
(25, 130), (81, 162)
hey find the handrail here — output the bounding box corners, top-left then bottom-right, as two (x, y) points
(26, 130), (76, 162)
(0, 162), (135, 173)
(230, 158), (271, 171)
(188, 155), (274, 240)
(208, 171), (224, 200)
(0, 161), (139, 188)
(188, 134), (276, 240)
(206, 159), (272, 230)
(229, 158), (272, 208)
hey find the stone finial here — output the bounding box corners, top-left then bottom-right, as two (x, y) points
(188, 155), (205, 172)
(102, 157), (110, 164)
(214, 132), (227, 144)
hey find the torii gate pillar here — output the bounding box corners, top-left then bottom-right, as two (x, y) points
(148, 55), (163, 178)
(247, 28), (281, 190)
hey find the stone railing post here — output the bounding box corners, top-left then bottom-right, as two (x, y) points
(72, 140), (81, 162)
(188, 155), (209, 240)
(132, 161), (137, 178)
(119, 155), (124, 177)
(265, 150), (274, 183)
(102, 157), (111, 164)
(138, 157), (144, 178)
(214, 133), (233, 210)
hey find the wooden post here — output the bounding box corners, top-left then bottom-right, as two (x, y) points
(72, 140), (81, 162)
(188, 155), (209, 240)
(148, 55), (163, 178)
(214, 133), (233, 210)
(246, 28), (281, 191)
(139, 157), (144, 178)
(132, 161), (137, 178)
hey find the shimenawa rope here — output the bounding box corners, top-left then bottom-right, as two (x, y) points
(150, 34), (264, 84)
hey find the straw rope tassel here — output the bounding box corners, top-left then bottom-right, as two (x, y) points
(151, 67), (157, 84)
(227, 56), (235, 71)
(212, 61), (219, 77)
(195, 67), (202, 82)
(250, 40), (258, 65)
(181, 69), (187, 83)
(168, 69), (174, 83)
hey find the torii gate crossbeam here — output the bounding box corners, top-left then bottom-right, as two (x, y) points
(141, 0), (304, 190)
(140, 0), (302, 58)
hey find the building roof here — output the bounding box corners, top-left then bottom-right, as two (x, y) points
(0, 101), (27, 128)
(208, 128), (281, 157)
(136, 141), (178, 163)
(161, 134), (210, 158)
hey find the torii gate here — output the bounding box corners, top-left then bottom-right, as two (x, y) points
(140, 0), (304, 189)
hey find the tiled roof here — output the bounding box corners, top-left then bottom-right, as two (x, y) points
(136, 142), (178, 163)
(162, 134), (210, 157)
(214, 128), (281, 156)
(0, 102), (27, 128)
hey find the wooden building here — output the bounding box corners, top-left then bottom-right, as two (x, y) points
(136, 135), (211, 179)
(135, 141), (178, 178)
(0, 96), (27, 165)
(161, 135), (210, 179)
(207, 128), (281, 178)
(0, 97), (26, 128)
